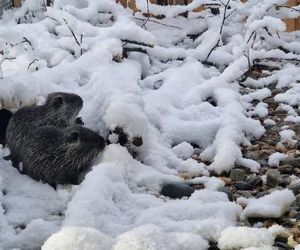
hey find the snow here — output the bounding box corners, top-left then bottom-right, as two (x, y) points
(0, 0), (300, 249)
(218, 227), (275, 250)
(172, 142), (194, 160)
(239, 189), (295, 219)
(268, 152), (288, 167)
(279, 129), (297, 146)
(264, 119), (276, 126)
(42, 227), (115, 250)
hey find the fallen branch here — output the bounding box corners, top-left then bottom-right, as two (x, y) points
(135, 17), (181, 30)
(121, 39), (154, 48)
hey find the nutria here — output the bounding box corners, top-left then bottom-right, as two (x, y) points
(20, 125), (106, 186)
(5, 92), (83, 167)
(0, 109), (13, 146)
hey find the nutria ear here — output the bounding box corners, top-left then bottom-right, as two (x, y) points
(52, 96), (63, 108)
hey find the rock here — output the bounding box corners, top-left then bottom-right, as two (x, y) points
(247, 176), (263, 187)
(280, 176), (292, 187)
(218, 187), (233, 201)
(161, 182), (194, 199)
(295, 194), (300, 206)
(219, 177), (232, 186)
(290, 228), (300, 238)
(266, 169), (282, 188)
(236, 190), (252, 198)
(229, 169), (247, 182)
(288, 182), (300, 195)
(256, 191), (269, 198)
(279, 165), (295, 175)
(287, 235), (298, 248)
(235, 181), (253, 190)
(274, 242), (292, 250)
(193, 148), (201, 155)
(278, 218), (294, 228)
(292, 212), (300, 220)
(281, 157), (300, 168)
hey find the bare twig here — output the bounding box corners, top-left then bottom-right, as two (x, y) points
(123, 47), (149, 58)
(63, 18), (81, 46)
(141, 0), (150, 29)
(27, 59), (39, 70)
(121, 39), (154, 48)
(206, 0), (231, 61)
(135, 17), (181, 30)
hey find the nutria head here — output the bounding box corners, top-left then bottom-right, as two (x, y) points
(20, 124), (106, 186)
(45, 92), (83, 123)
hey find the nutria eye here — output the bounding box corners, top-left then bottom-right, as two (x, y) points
(70, 132), (79, 142)
(53, 96), (63, 108)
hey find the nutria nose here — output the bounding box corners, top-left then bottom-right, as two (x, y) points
(96, 135), (106, 151)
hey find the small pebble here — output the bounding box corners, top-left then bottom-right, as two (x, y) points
(247, 176), (263, 187)
(218, 187), (233, 201)
(235, 181), (253, 190)
(288, 182), (300, 195)
(281, 157), (300, 168)
(279, 165), (295, 175)
(219, 177), (232, 186)
(266, 169), (282, 188)
(230, 169), (247, 182)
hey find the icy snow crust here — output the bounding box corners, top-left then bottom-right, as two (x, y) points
(0, 0), (299, 249)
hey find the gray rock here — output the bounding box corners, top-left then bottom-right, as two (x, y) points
(281, 157), (300, 168)
(236, 190), (252, 198)
(256, 191), (269, 198)
(236, 181), (253, 190)
(247, 176), (263, 187)
(274, 242), (292, 250)
(218, 187), (233, 201)
(295, 194), (300, 207)
(288, 182), (300, 195)
(161, 182), (194, 199)
(292, 212), (300, 220)
(278, 165), (295, 175)
(266, 169), (282, 188)
(229, 169), (247, 182)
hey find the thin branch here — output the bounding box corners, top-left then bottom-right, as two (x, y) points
(141, 0), (150, 29)
(135, 17), (181, 30)
(206, 0), (231, 61)
(121, 39), (154, 48)
(63, 18), (80, 46)
(123, 47), (149, 58)
(247, 30), (256, 44)
(278, 5), (300, 13)
(27, 59), (39, 70)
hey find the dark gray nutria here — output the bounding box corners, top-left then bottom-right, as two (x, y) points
(5, 92), (83, 167)
(0, 109), (13, 146)
(21, 125), (106, 186)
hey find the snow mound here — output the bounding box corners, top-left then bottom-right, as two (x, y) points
(239, 189), (295, 219)
(218, 227), (274, 250)
(268, 152), (287, 167)
(113, 224), (208, 250)
(42, 227), (114, 250)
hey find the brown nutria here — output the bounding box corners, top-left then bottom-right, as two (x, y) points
(5, 92), (83, 167)
(0, 109), (13, 146)
(20, 125), (106, 186)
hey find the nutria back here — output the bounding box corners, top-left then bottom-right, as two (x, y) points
(0, 109), (13, 146)
(5, 92), (83, 166)
(21, 125), (106, 186)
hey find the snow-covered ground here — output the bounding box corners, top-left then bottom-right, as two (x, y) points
(0, 0), (300, 249)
